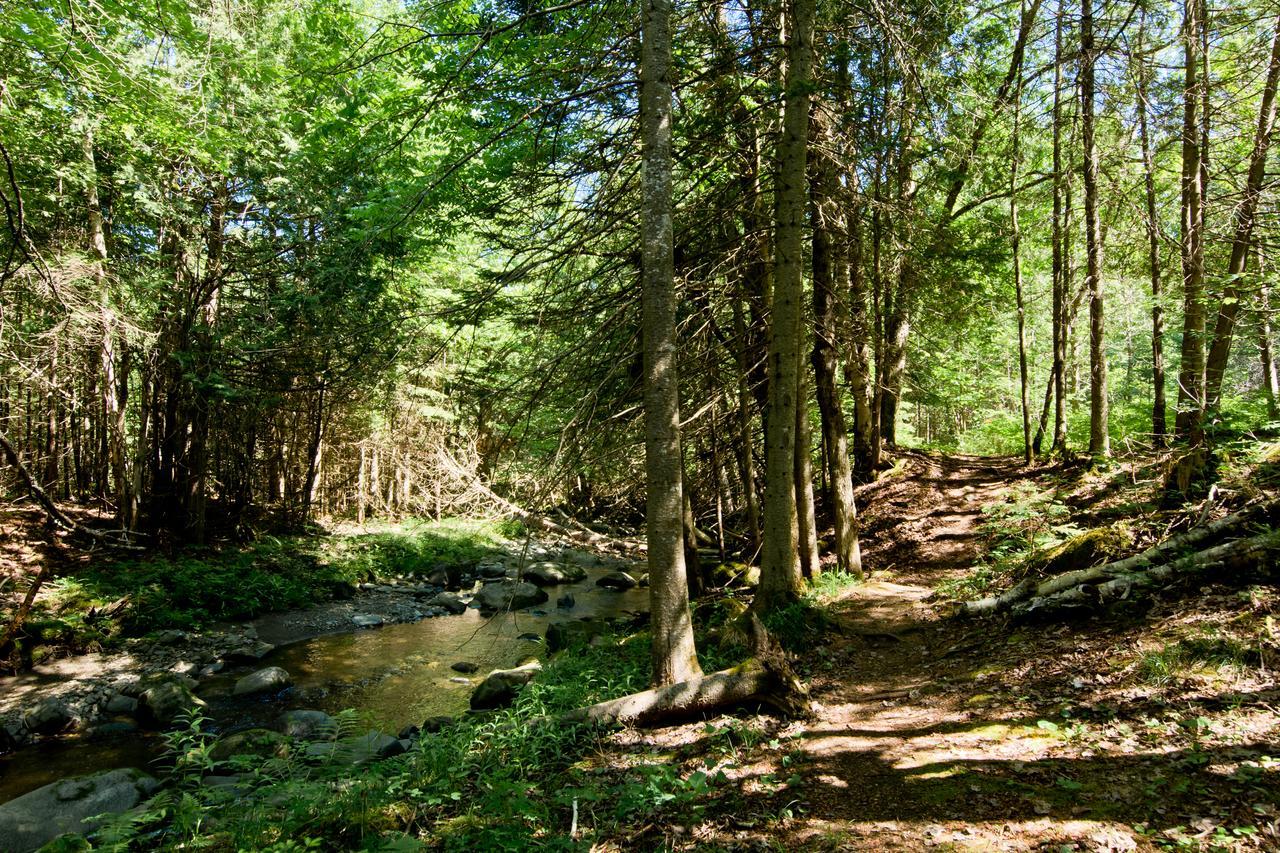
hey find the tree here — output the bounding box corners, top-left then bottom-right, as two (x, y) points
(1176, 0), (1208, 441)
(640, 0), (701, 684)
(757, 0), (816, 612)
(1081, 0), (1109, 458)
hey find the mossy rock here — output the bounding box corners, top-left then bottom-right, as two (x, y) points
(210, 728), (289, 762)
(710, 562), (760, 589)
(1037, 525), (1133, 575)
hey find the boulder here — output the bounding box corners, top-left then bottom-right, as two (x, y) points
(476, 562), (508, 579)
(710, 562), (761, 589)
(276, 709), (336, 740)
(209, 728), (288, 762)
(352, 614), (384, 628)
(138, 680), (206, 728)
(596, 571), (638, 590)
(22, 700), (73, 736)
(223, 641), (275, 662)
(420, 715), (454, 733)
(472, 581), (548, 613)
(546, 619), (609, 653)
(0, 768), (158, 853)
(522, 562), (588, 586)
(104, 695), (138, 716)
(450, 661), (479, 674)
(556, 593), (575, 609)
(305, 731), (403, 764)
(233, 666), (292, 697)
(428, 591), (467, 615)
(470, 661), (542, 710)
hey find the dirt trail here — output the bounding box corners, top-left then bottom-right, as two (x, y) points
(701, 453), (1279, 852)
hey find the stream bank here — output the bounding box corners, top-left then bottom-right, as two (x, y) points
(0, 536), (649, 807)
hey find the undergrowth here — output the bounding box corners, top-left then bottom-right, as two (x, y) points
(14, 517), (520, 658)
(79, 628), (748, 851)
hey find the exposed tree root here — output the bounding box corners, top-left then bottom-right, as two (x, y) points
(962, 500), (1280, 617)
(561, 616), (811, 727)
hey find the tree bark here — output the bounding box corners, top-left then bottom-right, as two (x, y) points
(757, 0), (815, 612)
(1134, 10), (1167, 447)
(1258, 246), (1280, 420)
(1081, 0), (1109, 457)
(641, 0), (701, 684)
(1010, 23), (1031, 465)
(809, 129), (862, 576)
(1176, 0), (1207, 441)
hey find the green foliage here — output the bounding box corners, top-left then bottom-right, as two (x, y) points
(1138, 633), (1253, 687)
(23, 519), (514, 645)
(80, 629), (738, 850)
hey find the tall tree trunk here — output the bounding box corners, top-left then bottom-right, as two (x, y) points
(1081, 0), (1109, 457)
(1177, 0), (1208, 441)
(641, 0), (701, 684)
(1011, 24), (1031, 465)
(1134, 9), (1167, 447)
(1258, 245), (1280, 421)
(845, 209), (875, 478)
(758, 0), (815, 612)
(794, 369), (820, 580)
(1048, 2), (1068, 455)
(1204, 15), (1280, 407)
(810, 117), (862, 576)
(731, 299), (762, 552)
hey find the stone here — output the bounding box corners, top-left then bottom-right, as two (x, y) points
(223, 641), (275, 662)
(305, 731), (402, 764)
(0, 768), (158, 853)
(450, 661), (479, 674)
(88, 721), (138, 738)
(154, 629), (187, 645)
(596, 571), (638, 590)
(138, 680), (206, 728)
(1, 725), (19, 754)
(471, 581), (548, 612)
(352, 614), (384, 628)
(470, 661), (542, 710)
(556, 593), (576, 609)
(276, 709), (336, 740)
(710, 562), (761, 589)
(210, 728), (288, 762)
(546, 619), (609, 653)
(428, 591), (467, 615)
(521, 562), (588, 586)
(476, 562), (508, 579)
(199, 662), (224, 677)
(517, 632), (541, 642)
(449, 677), (472, 684)
(233, 666), (293, 697)
(22, 700), (73, 736)
(636, 573), (650, 588)
(420, 715), (453, 733)
(397, 723), (420, 740)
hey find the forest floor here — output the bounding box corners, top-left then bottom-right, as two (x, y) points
(603, 452), (1280, 852)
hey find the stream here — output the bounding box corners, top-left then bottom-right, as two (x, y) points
(0, 564), (650, 805)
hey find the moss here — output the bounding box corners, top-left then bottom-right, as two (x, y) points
(1036, 524), (1133, 575)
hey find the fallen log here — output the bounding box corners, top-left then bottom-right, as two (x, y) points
(437, 448), (643, 558)
(561, 615), (811, 727)
(1010, 530), (1280, 621)
(963, 500), (1279, 616)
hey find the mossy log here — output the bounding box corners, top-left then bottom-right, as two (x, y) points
(963, 500), (1280, 616)
(1008, 530), (1280, 620)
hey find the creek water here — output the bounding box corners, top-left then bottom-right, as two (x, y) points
(0, 566), (649, 805)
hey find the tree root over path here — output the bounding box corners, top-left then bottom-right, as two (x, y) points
(962, 499), (1280, 619)
(563, 617), (811, 727)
